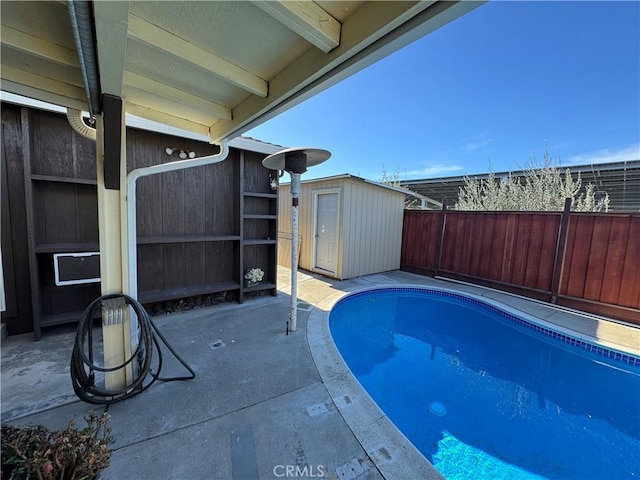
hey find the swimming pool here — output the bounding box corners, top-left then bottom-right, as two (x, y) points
(329, 287), (640, 480)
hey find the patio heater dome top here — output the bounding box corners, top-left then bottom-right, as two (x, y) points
(262, 147), (331, 173)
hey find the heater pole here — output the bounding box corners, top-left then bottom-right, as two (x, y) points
(290, 172), (301, 332)
(261, 147), (331, 335)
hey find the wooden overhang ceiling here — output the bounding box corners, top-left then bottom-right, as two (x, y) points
(1, 1), (482, 143)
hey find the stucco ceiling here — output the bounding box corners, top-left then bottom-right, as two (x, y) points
(0, 1), (482, 143)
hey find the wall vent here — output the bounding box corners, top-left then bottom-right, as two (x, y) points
(53, 252), (100, 286)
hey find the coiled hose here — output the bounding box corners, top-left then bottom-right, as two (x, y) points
(70, 294), (195, 405)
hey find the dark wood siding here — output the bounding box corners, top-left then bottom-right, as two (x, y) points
(2, 103), (278, 336)
(1, 104), (33, 334)
(130, 128), (243, 301)
(21, 108), (100, 338)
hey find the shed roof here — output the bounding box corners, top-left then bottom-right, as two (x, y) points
(283, 173), (441, 208)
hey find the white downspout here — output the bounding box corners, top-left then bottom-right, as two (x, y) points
(66, 108), (96, 140)
(125, 142), (230, 342)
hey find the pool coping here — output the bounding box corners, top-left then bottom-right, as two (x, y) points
(305, 277), (640, 479)
(307, 287), (446, 480)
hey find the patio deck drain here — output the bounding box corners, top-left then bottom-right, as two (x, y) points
(306, 402), (328, 417)
(333, 457), (370, 479)
(207, 339), (226, 350)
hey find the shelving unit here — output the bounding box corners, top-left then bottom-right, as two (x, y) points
(239, 151), (279, 301)
(134, 145), (278, 306)
(21, 110), (101, 339)
(19, 108), (279, 338)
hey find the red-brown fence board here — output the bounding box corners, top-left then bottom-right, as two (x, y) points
(489, 214), (508, 281)
(443, 213), (458, 272)
(524, 215), (545, 288)
(501, 214), (517, 283)
(421, 212), (439, 268)
(538, 216), (560, 291)
(400, 210), (439, 272)
(478, 214), (495, 279)
(582, 216), (611, 301)
(563, 216), (595, 299)
(511, 215), (532, 286)
(600, 216), (632, 305)
(617, 216), (640, 309)
(401, 209), (640, 324)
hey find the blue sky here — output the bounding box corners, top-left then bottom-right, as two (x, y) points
(246, 1), (640, 181)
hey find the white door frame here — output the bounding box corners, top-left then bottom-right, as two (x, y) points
(311, 188), (341, 276)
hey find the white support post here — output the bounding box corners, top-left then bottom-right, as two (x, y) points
(95, 110), (131, 391)
(290, 172), (301, 332)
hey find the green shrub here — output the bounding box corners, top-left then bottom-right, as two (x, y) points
(1, 411), (112, 480)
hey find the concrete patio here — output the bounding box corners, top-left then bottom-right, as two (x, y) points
(2, 267), (638, 480)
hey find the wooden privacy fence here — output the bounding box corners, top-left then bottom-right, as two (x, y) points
(401, 203), (640, 324)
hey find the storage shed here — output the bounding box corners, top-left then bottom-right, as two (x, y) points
(277, 174), (407, 280)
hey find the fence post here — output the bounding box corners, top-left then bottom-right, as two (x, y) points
(434, 199), (447, 277)
(551, 197), (572, 303)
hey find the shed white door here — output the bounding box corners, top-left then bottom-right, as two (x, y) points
(314, 192), (339, 274)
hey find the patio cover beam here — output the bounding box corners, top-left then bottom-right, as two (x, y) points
(123, 71), (232, 120)
(124, 102), (212, 138)
(93, 0), (129, 98)
(126, 14), (269, 98)
(209, 0), (479, 142)
(251, 0), (341, 53)
(0, 66), (87, 110)
(0, 26), (79, 68)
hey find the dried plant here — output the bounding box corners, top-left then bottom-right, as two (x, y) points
(1, 411), (112, 480)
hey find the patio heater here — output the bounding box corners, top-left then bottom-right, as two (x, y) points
(262, 147), (331, 333)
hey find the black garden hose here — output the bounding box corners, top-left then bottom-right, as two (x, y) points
(70, 294), (195, 405)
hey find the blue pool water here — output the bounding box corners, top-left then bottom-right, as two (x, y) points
(329, 288), (640, 480)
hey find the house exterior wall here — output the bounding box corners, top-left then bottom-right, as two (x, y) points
(278, 176), (404, 279)
(1, 103), (278, 336)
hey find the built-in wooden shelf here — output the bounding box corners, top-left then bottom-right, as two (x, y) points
(40, 309), (101, 328)
(243, 214), (277, 220)
(243, 192), (277, 199)
(243, 239), (276, 245)
(137, 235), (240, 245)
(243, 281), (276, 293)
(40, 311), (85, 327)
(35, 243), (99, 253)
(138, 281), (240, 305)
(31, 174), (97, 185)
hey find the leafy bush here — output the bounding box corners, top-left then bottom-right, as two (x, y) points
(1, 411), (112, 480)
(455, 148), (610, 212)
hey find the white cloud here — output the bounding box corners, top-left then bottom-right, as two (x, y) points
(461, 133), (493, 153)
(405, 164), (465, 178)
(566, 143), (640, 165)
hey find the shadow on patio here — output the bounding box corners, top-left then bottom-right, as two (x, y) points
(2, 267), (637, 480)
